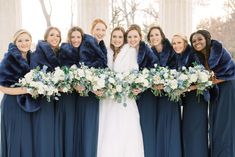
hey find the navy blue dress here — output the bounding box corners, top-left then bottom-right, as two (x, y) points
(173, 45), (209, 157)
(55, 43), (80, 157)
(75, 34), (107, 157)
(152, 39), (182, 157)
(136, 41), (158, 157)
(0, 43), (33, 157)
(198, 40), (235, 157)
(30, 40), (60, 157)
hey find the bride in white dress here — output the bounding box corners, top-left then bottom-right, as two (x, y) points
(97, 27), (144, 157)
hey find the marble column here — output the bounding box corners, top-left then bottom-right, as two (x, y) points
(77, 0), (110, 42)
(159, 0), (192, 39)
(0, 0), (22, 58)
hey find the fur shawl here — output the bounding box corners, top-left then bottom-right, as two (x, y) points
(137, 41), (158, 70)
(151, 39), (174, 68)
(79, 34), (107, 68)
(31, 40), (60, 71)
(0, 43), (39, 112)
(59, 43), (80, 67)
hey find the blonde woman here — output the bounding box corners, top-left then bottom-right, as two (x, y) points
(0, 29), (33, 157)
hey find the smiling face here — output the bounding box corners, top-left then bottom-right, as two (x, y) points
(127, 30), (141, 48)
(111, 30), (124, 49)
(191, 33), (207, 52)
(46, 29), (61, 49)
(172, 36), (187, 54)
(92, 22), (106, 43)
(15, 33), (32, 54)
(70, 30), (82, 48)
(149, 28), (162, 47)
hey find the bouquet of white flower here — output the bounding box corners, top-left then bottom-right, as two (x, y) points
(150, 65), (168, 96)
(125, 68), (152, 99)
(89, 68), (110, 99)
(69, 64), (93, 96)
(105, 70), (128, 103)
(51, 66), (73, 93)
(189, 64), (213, 95)
(16, 65), (59, 101)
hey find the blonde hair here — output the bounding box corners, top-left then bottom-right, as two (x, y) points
(13, 29), (32, 44)
(90, 18), (107, 34)
(172, 33), (188, 45)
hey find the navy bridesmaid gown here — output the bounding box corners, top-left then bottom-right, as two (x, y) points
(75, 34), (107, 157)
(136, 41), (158, 157)
(0, 43), (33, 157)
(173, 45), (209, 157)
(199, 40), (235, 157)
(152, 39), (182, 157)
(55, 43), (81, 157)
(30, 40), (60, 157)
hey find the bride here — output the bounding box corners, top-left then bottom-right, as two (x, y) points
(97, 26), (144, 157)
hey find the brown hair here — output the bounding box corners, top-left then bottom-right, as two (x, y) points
(44, 26), (61, 43)
(67, 26), (84, 43)
(147, 26), (166, 44)
(125, 24), (142, 39)
(13, 29), (32, 44)
(90, 18), (107, 34)
(110, 26), (126, 61)
(44, 26), (61, 51)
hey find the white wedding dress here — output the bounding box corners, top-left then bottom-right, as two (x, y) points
(97, 44), (144, 157)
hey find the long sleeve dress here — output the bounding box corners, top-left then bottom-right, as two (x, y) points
(97, 44), (144, 157)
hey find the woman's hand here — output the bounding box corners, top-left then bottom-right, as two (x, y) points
(152, 84), (164, 90)
(92, 89), (104, 97)
(212, 76), (224, 84)
(74, 85), (85, 93)
(187, 85), (197, 92)
(132, 88), (142, 95)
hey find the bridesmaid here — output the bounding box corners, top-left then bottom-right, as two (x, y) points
(0, 29), (33, 157)
(171, 34), (209, 157)
(147, 26), (182, 157)
(125, 24), (158, 157)
(75, 19), (108, 157)
(56, 26), (84, 157)
(30, 26), (61, 157)
(190, 30), (235, 157)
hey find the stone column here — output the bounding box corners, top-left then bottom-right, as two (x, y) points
(159, 0), (192, 39)
(0, 0), (22, 58)
(77, 0), (110, 42)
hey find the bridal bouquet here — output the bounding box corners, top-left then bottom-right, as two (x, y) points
(162, 68), (183, 101)
(51, 66), (73, 93)
(89, 68), (110, 99)
(106, 71), (128, 103)
(125, 68), (152, 99)
(188, 64), (213, 95)
(69, 64), (92, 96)
(150, 65), (168, 96)
(16, 65), (59, 101)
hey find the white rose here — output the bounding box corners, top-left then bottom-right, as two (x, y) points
(116, 85), (123, 92)
(198, 72), (210, 83)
